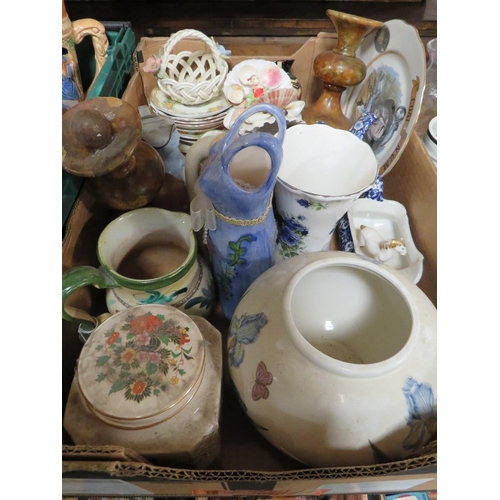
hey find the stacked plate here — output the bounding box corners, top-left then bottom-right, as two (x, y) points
(150, 87), (231, 153)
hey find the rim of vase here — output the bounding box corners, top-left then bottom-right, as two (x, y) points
(97, 207), (198, 290)
(282, 254), (420, 378)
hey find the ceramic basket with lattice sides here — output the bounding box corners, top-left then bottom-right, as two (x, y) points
(156, 29), (228, 106)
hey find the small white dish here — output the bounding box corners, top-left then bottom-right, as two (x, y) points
(347, 198), (424, 283)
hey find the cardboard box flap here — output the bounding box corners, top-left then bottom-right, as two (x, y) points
(62, 445), (151, 464)
(63, 450), (436, 481)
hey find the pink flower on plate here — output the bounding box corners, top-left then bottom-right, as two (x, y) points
(143, 55), (161, 73)
(149, 352), (162, 364)
(136, 351), (150, 363)
(135, 332), (151, 346)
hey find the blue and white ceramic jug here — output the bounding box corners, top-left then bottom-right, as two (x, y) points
(198, 104), (286, 319)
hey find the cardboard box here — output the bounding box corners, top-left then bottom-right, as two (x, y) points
(62, 34), (437, 497)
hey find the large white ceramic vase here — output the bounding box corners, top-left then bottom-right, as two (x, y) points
(227, 251), (437, 467)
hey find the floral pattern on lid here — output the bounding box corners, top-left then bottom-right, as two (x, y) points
(77, 305), (205, 425)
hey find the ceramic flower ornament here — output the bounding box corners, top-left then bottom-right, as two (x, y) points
(212, 37), (232, 58)
(143, 55), (161, 74)
(223, 59), (305, 133)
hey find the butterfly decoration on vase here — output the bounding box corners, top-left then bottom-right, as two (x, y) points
(252, 360), (273, 401)
(227, 312), (268, 368)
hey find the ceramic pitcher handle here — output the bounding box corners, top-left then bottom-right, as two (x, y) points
(71, 18), (109, 93)
(220, 103), (287, 151)
(220, 132), (283, 192)
(62, 265), (118, 331)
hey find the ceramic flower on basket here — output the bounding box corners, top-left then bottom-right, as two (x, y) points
(143, 55), (161, 73)
(222, 59), (305, 133)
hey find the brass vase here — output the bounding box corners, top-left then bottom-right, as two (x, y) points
(302, 10), (383, 130)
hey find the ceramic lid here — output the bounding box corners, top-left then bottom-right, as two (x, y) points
(77, 305), (205, 429)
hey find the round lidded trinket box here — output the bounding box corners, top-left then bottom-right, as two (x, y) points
(63, 304), (222, 468)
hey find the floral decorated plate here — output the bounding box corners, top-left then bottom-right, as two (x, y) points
(341, 19), (426, 176)
(150, 87), (231, 119)
(76, 304), (206, 428)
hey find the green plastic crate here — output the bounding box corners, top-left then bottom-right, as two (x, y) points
(62, 22), (136, 228)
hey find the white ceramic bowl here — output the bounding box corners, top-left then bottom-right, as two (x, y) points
(228, 251), (437, 467)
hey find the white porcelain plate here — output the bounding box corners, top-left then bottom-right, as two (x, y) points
(341, 20), (426, 177)
(150, 87), (232, 119)
(347, 198), (424, 283)
(151, 103), (227, 128)
(175, 117), (225, 129)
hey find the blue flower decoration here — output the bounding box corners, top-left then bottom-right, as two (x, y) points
(402, 377), (437, 452)
(285, 217), (308, 236)
(214, 41), (232, 57)
(297, 199), (310, 208)
(349, 112), (378, 140)
(221, 259), (237, 278)
(361, 175), (384, 201)
(279, 225), (301, 247)
(337, 214), (356, 253)
(228, 312), (268, 368)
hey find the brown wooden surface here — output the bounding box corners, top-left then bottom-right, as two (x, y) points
(64, 0), (437, 40)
